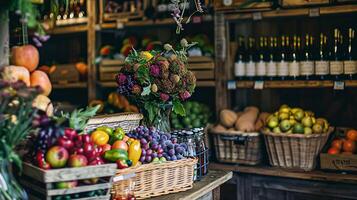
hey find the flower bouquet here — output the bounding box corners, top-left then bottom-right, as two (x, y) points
(116, 39), (197, 132)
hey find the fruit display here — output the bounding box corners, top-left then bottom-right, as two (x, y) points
(327, 129), (357, 155)
(212, 106), (269, 133)
(171, 101), (211, 129)
(127, 126), (188, 163)
(264, 105), (330, 134)
(89, 92), (139, 114)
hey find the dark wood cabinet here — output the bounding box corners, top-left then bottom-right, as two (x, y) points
(221, 173), (357, 200)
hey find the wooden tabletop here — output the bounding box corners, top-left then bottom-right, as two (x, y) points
(150, 170), (233, 200)
(210, 163), (357, 184)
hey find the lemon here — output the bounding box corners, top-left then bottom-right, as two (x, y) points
(140, 51), (153, 61)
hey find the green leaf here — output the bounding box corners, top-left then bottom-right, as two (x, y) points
(144, 102), (157, 123)
(173, 99), (186, 117)
(137, 66), (150, 85)
(9, 152), (22, 172)
(141, 84), (151, 96)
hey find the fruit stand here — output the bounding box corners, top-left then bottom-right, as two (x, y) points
(1, 0), (357, 200)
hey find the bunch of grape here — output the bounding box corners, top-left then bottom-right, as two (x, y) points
(127, 126), (188, 163)
(31, 111), (63, 152)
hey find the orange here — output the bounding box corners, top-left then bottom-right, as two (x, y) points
(327, 147), (340, 155)
(330, 139), (343, 150)
(346, 129), (357, 141)
(342, 140), (356, 153)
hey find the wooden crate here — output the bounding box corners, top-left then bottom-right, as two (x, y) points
(49, 64), (80, 84)
(99, 59), (124, 81)
(280, 0), (329, 7)
(99, 0), (145, 23)
(21, 162), (117, 200)
(187, 56), (215, 80)
(320, 153), (357, 172)
(213, 0), (273, 12)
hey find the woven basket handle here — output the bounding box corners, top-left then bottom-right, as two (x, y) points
(220, 135), (247, 145)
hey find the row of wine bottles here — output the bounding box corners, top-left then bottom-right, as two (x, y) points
(41, 0), (87, 21)
(234, 28), (357, 80)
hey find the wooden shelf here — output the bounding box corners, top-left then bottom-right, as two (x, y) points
(225, 4), (357, 21)
(47, 24), (87, 35)
(97, 80), (216, 88)
(209, 163), (357, 184)
(99, 15), (213, 30)
(229, 80), (357, 89)
(52, 82), (87, 89)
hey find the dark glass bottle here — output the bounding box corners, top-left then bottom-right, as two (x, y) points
(315, 33), (330, 80)
(246, 37), (256, 80)
(277, 36), (289, 80)
(267, 37), (277, 80)
(288, 35), (300, 80)
(256, 37), (266, 80)
(330, 29), (344, 80)
(156, 0), (168, 19)
(344, 28), (357, 80)
(300, 34), (315, 80)
(234, 36), (246, 80)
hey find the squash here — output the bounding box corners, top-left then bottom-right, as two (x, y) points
(32, 95), (54, 117)
(235, 106), (260, 132)
(2, 65), (31, 86)
(30, 70), (52, 96)
(220, 109), (237, 128)
(211, 124), (227, 132)
(234, 112), (243, 130)
(258, 112), (270, 126)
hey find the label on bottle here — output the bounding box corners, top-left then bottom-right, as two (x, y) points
(246, 61), (256, 77)
(315, 61), (329, 75)
(157, 4), (168, 12)
(289, 61), (300, 77)
(330, 61), (344, 75)
(256, 61), (266, 76)
(223, 0), (233, 6)
(300, 61), (314, 75)
(234, 61), (245, 77)
(267, 61), (277, 76)
(277, 61), (289, 77)
(343, 60), (357, 75)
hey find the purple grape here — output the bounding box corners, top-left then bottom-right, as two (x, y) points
(140, 138), (148, 145)
(174, 143), (179, 149)
(143, 143), (150, 150)
(177, 154), (183, 160)
(168, 149), (175, 156)
(164, 140), (172, 146)
(176, 147), (184, 154)
(140, 156), (145, 163)
(158, 153), (163, 158)
(171, 155), (177, 161)
(157, 148), (164, 154)
(147, 135), (153, 141)
(141, 149), (146, 156)
(171, 137), (178, 144)
(164, 133), (171, 140)
(179, 143), (188, 150)
(167, 143), (174, 149)
(146, 149), (153, 155)
(164, 155), (170, 161)
(152, 152), (158, 158)
(151, 143), (159, 150)
(161, 135), (168, 141)
(145, 155), (152, 163)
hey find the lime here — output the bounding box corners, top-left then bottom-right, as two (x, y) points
(292, 123), (304, 134)
(280, 119), (291, 132)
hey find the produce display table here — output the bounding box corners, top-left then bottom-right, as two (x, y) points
(151, 170), (233, 200)
(210, 163), (357, 200)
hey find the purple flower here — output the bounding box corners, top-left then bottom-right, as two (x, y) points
(160, 93), (170, 102)
(116, 73), (127, 85)
(179, 91), (191, 101)
(150, 65), (161, 77)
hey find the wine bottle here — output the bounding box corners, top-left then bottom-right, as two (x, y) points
(315, 33), (330, 80)
(344, 28), (357, 80)
(330, 29), (344, 80)
(145, 0), (156, 19)
(256, 37), (266, 80)
(157, 0), (168, 19)
(289, 35), (300, 80)
(234, 36), (246, 80)
(267, 37), (277, 80)
(300, 34), (315, 80)
(277, 36), (289, 80)
(246, 37), (256, 80)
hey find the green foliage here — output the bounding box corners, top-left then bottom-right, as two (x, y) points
(61, 105), (100, 132)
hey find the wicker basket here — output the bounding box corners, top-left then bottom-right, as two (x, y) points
(112, 159), (197, 199)
(84, 112), (143, 133)
(210, 129), (263, 165)
(262, 127), (333, 171)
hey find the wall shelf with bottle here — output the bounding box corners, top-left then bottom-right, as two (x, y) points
(228, 80), (357, 89)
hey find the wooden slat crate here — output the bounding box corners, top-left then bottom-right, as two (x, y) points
(21, 162), (117, 200)
(320, 153), (357, 172)
(99, 0), (145, 23)
(99, 59), (124, 81)
(187, 56), (215, 80)
(49, 64), (80, 84)
(279, 0), (329, 7)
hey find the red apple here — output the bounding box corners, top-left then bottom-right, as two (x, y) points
(74, 148), (84, 155)
(68, 154), (88, 167)
(57, 136), (74, 150)
(82, 134), (91, 143)
(89, 157), (105, 165)
(64, 128), (77, 140)
(45, 146), (69, 168)
(11, 45), (39, 72)
(55, 180), (78, 189)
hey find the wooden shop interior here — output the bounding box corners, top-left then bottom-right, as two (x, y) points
(1, 0), (357, 199)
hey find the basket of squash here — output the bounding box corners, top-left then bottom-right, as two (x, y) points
(210, 106), (269, 165)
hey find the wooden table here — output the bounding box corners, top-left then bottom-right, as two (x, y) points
(151, 170), (233, 200)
